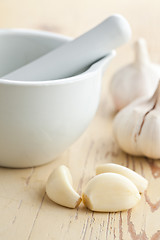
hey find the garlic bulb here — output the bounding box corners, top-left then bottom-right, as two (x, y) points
(113, 81), (160, 159)
(110, 38), (160, 111)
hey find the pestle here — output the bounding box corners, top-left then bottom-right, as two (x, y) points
(3, 14), (131, 81)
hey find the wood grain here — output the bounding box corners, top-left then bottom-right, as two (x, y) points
(0, 0), (160, 239)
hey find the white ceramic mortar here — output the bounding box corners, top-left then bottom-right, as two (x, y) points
(0, 29), (115, 167)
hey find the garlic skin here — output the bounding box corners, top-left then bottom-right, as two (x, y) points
(96, 163), (148, 193)
(113, 81), (160, 159)
(82, 173), (141, 212)
(110, 38), (160, 111)
(46, 165), (81, 208)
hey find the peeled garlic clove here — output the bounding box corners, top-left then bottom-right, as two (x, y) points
(96, 163), (148, 193)
(113, 81), (160, 159)
(110, 38), (160, 111)
(82, 173), (141, 212)
(46, 165), (81, 208)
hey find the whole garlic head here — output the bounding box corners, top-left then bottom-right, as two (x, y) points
(110, 38), (160, 111)
(113, 81), (160, 159)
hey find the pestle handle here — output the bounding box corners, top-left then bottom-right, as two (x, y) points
(3, 14), (131, 81)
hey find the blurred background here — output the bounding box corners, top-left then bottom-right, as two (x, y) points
(0, 0), (159, 87)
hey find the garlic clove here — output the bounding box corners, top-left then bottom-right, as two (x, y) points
(110, 38), (160, 111)
(96, 163), (148, 193)
(46, 165), (81, 208)
(82, 173), (141, 212)
(113, 81), (160, 159)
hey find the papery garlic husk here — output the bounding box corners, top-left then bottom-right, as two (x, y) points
(46, 165), (81, 208)
(82, 173), (141, 212)
(96, 163), (148, 193)
(113, 81), (160, 159)
(110, 38), (160, 111)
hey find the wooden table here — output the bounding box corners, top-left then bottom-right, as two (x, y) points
(0, 0), (160, 239)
